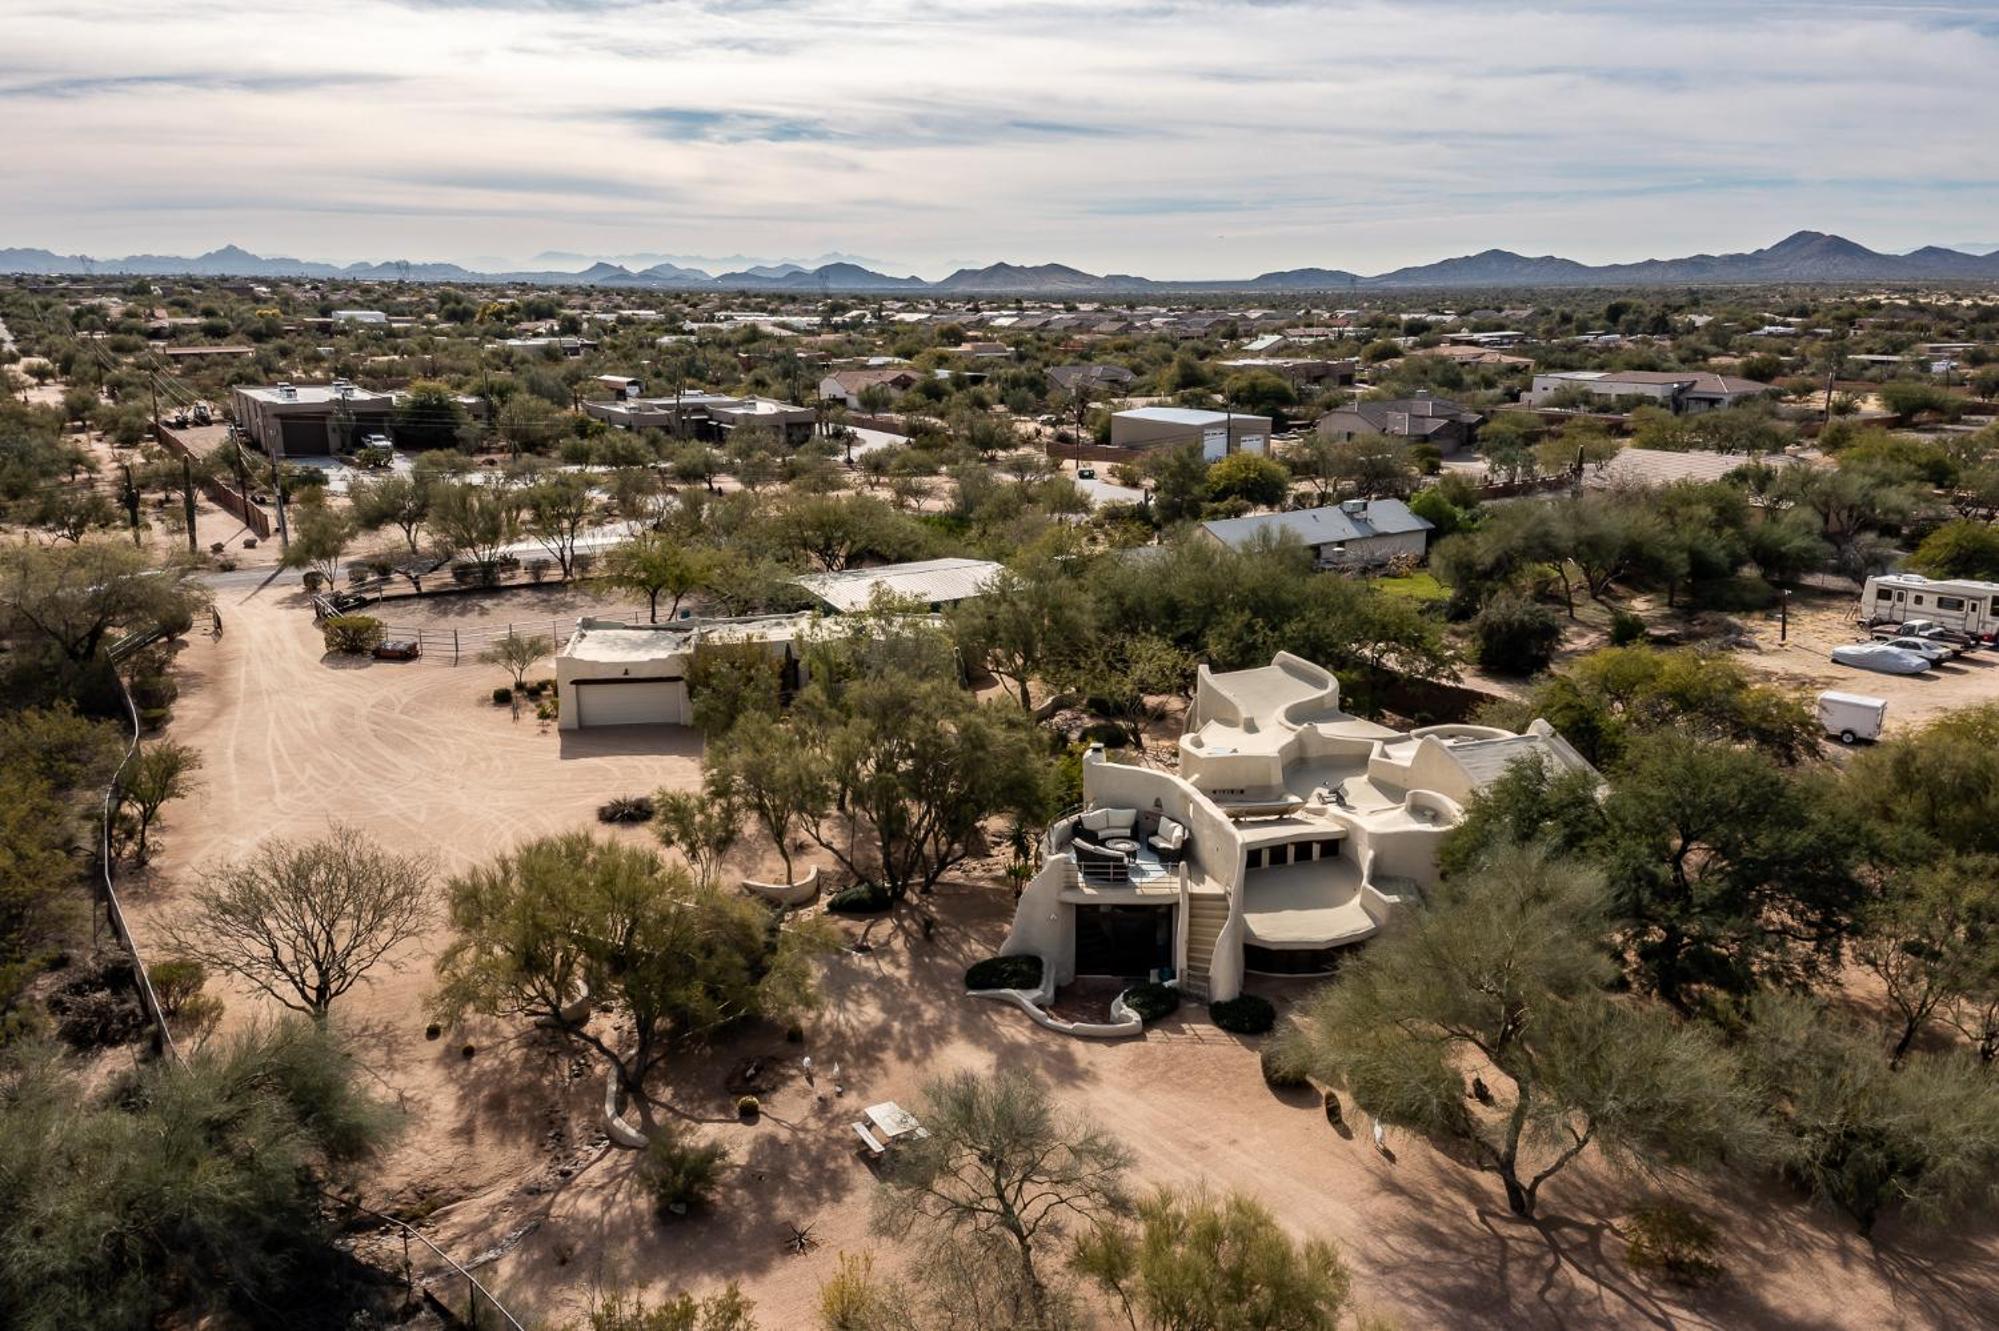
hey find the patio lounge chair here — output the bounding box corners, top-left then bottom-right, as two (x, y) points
(1073, 841), (1130, 883)
(1148, 817), (1187, 865)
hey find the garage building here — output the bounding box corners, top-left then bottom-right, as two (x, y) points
(555, 614), (811, 731)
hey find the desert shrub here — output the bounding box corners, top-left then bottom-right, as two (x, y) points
(1471, 594), (1562, 676)
(736, 1095), (760, 1121)
(641, 1121), (730, 1218)
(1121, 982), (1180, 1023)
(1209, 993), (1276, 1034)
(148, 958), (224, 1041)
(1260, 1039), (1312, 1088)
(1609, 608), (1647, 646)
(47, 953), (147, 1049)
(597, 795), (656, 824)
(535, 698), (559, 722)
(964, 954), (1043, 992)
(320, 614), (383, 654)
(1623, 1202), (1724, 1285)
(491, 686), (513, 705)
(827, 881), (893, 915)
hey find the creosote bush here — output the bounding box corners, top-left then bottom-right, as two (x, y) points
(1623, 1202), (1725, 1286)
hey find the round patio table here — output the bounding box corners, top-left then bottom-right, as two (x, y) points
(1105, 838), (1140, 855)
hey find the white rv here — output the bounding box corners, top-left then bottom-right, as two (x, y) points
(1861, 573), (1999, 643)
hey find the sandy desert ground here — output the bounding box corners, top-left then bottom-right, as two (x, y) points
(123, 579), (1999, 1330)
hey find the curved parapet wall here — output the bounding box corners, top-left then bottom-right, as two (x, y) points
(742, 866), (821, 908)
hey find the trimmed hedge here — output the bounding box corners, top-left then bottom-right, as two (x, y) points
(965, 955), (1043, 992)
(827, 881), (894, 915)
(321, 614), (384, 655)
(1120, 982), (1180, 1023)
(1209, 993), (1277, 1035)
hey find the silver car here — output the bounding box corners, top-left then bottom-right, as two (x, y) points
(1831, 642), (1931, 675)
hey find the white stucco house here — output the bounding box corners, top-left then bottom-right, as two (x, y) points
(1000, 652), (1596, 1003)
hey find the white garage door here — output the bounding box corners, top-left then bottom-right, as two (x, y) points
(575, 679), (685, 727)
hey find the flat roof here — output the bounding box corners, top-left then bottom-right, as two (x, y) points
(236, 384), (394, 405)
(795, 557), (1002, 611)
(1114, 406), (1271, 427)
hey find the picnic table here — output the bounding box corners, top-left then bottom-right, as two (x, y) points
(865, 1101), (928, 1142)
(853, 1100), (929, 1159)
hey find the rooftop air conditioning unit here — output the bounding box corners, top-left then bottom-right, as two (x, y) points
(1341, 498), (1367, 514)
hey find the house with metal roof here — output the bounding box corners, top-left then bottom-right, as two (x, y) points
(998, 652), (1599, 1006)
(1109, 406), (1273, 459)
(1198, 498), (1434, 569)
(793, 557), (1004, 613)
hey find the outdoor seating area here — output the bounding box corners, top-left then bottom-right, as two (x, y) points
(1057, 806), (1184, 884)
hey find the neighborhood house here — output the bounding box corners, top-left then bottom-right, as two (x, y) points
(1197, 498), (1435, 568)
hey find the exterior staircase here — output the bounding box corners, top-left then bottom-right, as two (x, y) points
(1182, 890), (1229, 1003)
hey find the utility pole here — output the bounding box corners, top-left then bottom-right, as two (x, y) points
(181, 456), (197, 554)
(119, 463), (141, 546)
(149, 370), (160, 441)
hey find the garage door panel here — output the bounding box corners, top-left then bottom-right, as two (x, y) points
(576, 680), (684, 727)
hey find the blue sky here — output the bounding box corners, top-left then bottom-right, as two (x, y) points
(5, 0), (1999, 277)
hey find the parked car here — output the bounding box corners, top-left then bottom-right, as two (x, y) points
(191, 402), (212, 425)
(1817, 690), (1887, 745)
(1898, 619), (1978, 649)
(1831, 642), (1931, 675)
(1077, 466), (1097, 479)
(1877, 635), (1954, 666)
(372, 639), (421, 661)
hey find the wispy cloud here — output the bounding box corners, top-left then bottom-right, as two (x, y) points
(4, 0), (1998, 275)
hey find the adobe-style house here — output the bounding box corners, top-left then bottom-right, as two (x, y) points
(1001, 653), (1596, 1003)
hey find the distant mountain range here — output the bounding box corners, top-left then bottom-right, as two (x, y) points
(6, 231), (1999, 293)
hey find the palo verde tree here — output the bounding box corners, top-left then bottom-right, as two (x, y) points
(1285, 845), (1762, 1219)
(784, 618), (1052, 900)
(434, 832), (829, 1125)
(871, 1069), (1132, 1331)
(480, 629), (552, 693)
(164, 825), (435, 1022)
(949, 554), (1095, 710)
(600, 529), (715, 623)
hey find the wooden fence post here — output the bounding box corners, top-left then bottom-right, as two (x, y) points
(453, 628), (459, 666)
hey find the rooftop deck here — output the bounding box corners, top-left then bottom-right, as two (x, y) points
(1240, 859), (1377, 948)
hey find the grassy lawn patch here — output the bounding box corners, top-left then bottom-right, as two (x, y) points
(1371, 570), (1448, 603)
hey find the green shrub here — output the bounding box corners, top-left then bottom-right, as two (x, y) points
(1623, 1202), (1724, 1285)
(320, 614), (383, 654)
(1471, 594), (1562, 676)
(1259, 1040), (1312, 1088)
(641, 1121), (730, 1218)
(827, 882), (893, 914)
(535, 698), (559, 722)
(1121, 982), (1180, 1023)
(1609, 608), (1647, 646)
(491, 686), (513, 705)
(1209, 993), (1276, 1034)
(965, 955), (1043, 991)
